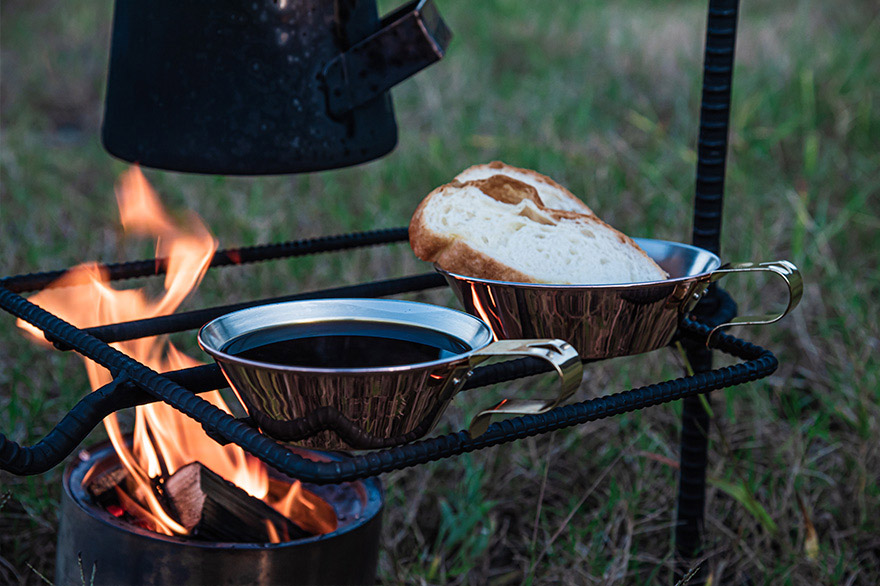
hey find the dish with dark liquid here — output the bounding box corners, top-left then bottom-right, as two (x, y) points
(221, 322), (472, 369)
(198, 298), (582, 449)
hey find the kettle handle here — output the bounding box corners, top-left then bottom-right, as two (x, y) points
(322, 0), (452, 117)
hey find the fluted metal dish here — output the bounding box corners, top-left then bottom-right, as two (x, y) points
(198, 299), (582, 450)
(438, 238), (802, 359)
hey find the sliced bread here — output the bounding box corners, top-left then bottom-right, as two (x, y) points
(409, 169), (667, 285)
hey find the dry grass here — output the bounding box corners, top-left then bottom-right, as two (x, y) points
(2, 0), (879, 584)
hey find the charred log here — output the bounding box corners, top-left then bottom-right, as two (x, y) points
(164, 462), (311, 543)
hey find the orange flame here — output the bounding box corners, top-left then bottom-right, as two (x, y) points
(18, 167), (336, 540)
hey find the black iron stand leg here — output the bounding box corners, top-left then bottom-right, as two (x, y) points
(675, 344), (713, 583)
(676, 0), (740, 577)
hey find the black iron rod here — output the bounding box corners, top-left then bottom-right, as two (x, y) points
(678, 0), (740, 581)
(691, 0), (738, 256)
(677, 346), (714, 567)
(81, 272), (447, 343)
(0, 365), (224, 476)
(0, 227), (409, 294)
(1, 281), (775, 483)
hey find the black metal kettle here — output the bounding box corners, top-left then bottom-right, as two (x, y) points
(102, 0), (451, 175)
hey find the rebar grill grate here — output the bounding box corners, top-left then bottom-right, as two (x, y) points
(0, 228), (764, 484)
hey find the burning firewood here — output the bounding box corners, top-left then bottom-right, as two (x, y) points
(164, 462), (311, 543)
(86, 466), (129, 503)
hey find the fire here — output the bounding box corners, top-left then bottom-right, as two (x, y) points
(18, 167), (336, 540)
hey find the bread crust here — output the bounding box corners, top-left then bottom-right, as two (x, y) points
(469, 175), (542, 207)
(456, 161), (594, 215)
(433, 239), (537, 283)
(408, 183), (448, 261)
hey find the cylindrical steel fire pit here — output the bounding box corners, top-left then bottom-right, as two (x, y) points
(56, 441), (383, 586)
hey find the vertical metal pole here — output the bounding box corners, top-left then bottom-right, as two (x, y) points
(692, 0), (740, 255)
(675, 345), (715, 582)
(676, 0), (739, 581)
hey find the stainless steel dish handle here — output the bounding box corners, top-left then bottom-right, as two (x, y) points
(464, 339), (583, 437)
(706, 260), (803, 345)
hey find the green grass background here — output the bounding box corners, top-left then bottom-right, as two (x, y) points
(1, 0), (879, 583)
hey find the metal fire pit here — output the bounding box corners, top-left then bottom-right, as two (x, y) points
(57, 441), (383, 586)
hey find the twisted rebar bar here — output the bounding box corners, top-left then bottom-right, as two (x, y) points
(678, 0), (741, 581)
(0, 227), (409, 294)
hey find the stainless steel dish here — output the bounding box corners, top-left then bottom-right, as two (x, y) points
(438, 238), (802, 359)
(198, 299), (582, 450)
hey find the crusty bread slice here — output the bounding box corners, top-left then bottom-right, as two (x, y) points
(455, 161), (594, 215)
(409, 174), (668, 285)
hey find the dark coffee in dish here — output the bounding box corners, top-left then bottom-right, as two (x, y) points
(221, 321), (471, 369)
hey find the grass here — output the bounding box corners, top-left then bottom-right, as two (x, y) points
(2, 0), (879, 583)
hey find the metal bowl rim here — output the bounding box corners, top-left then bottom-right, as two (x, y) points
(198, 298), (494, 374)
